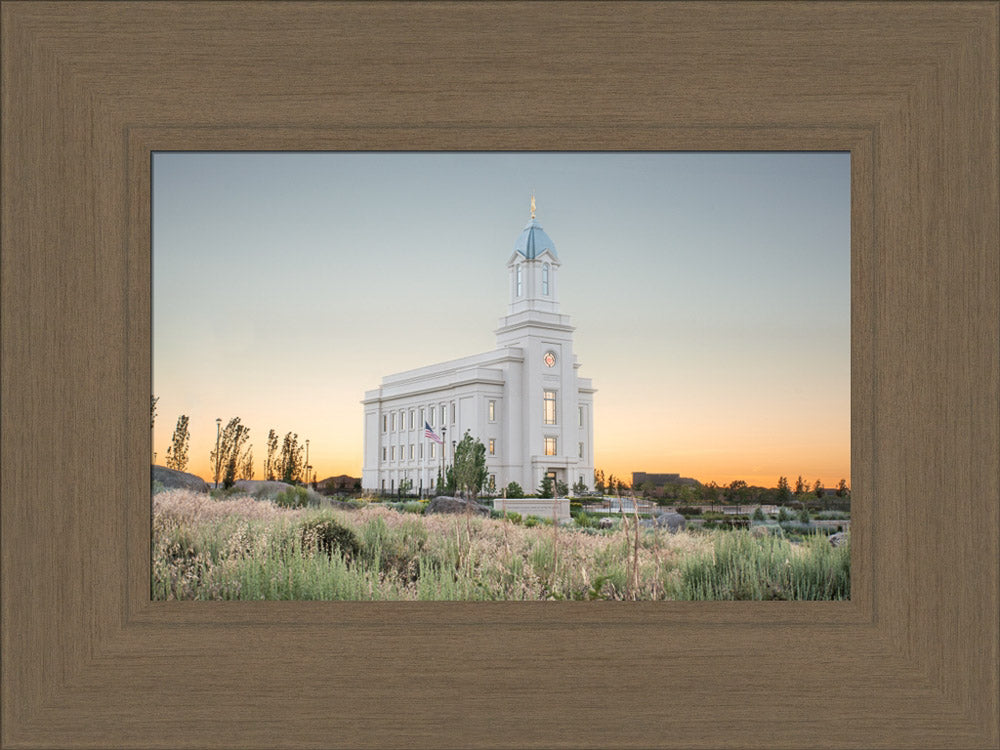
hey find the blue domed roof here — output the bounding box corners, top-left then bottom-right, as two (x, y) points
(514, 218), (557, 260)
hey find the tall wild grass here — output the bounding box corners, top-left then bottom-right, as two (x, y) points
(152, 489), (849, 601)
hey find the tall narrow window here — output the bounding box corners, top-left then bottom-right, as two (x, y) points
(543, 390), (557, 425)
(419, 443), (423, 459)
(420, 407), (425, 426)
(440, 405), (445, 425)
(429, 408), (434, 427)
(383, 415), (387, 433)
(390, 446), (395, 461)
(391, 413), (396, 432)
(489, 438), (495, 455)
(542, 263), (550, 295)
(545, 437), (557, 456)
(516, 264), (522, 296)
(430, 443), (436, 459)
(579, 406), (584, 427)
(382, 447), (386, 461)
(488, 400), (496, 422)
(578, 442), (584, 458)
(450, 402), (456, 424)
(409, 410), (415, 430)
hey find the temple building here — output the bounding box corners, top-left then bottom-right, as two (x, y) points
(362, 199), (595, 496)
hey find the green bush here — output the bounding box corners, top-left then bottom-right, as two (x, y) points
(275, 486), (310, 509)
(209, 485), (245, 500)
(797, 508), (811, 523)
(506, 511), (522, 525)
(675, 506), (702, 517)
(504, 482), (524, 499)
(524, 515), (540, 528)
(299, 518), (360, 561)
(777, 507), (791, 522)
(752, 507), (766, 521)
(151, 479), (167, 495)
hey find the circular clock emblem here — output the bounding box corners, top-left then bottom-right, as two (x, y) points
(543, 351), (556, 368)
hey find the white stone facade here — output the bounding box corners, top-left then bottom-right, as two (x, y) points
(362, 212), (595, 496)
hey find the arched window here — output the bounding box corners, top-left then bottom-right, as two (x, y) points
(542, 263), (550, 295)
(516, 264), (522, 297)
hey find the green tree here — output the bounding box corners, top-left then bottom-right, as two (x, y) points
(702, 480), (720, 508)
(555, 479), (569, 497)
(504, 481), (524, 498)
(594, 469), (606, 495)
(572, 477), (588, 496)
(278, 432), (304, 484)
(264, 429), (279, 481)
(435, 469), (444, 496)
(444, 465), (457, 496)
(777, 476), (792, 504)
(836, 478), (850, 497)
(639, 481), (656, 498)
(606, 473), (616, 496)
(813, 478), (824, 499)
(239, 446), (254, 481)
(398, 477), (413, 498)
(453, 430), (488, 501)
(210, 417), (251, 489)
(538, 476), (554, 499)
(151, 395), (158, 430)
(794, 475), (807, 496)
(727, 479), (747, 504)
(165, 415), (190, 472)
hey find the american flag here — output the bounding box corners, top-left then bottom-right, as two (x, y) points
(424, 422), (443, 444)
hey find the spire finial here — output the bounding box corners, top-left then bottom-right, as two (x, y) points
(530, 193), (536, 219)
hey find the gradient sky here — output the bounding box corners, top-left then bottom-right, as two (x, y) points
(153, 152), (850, 489)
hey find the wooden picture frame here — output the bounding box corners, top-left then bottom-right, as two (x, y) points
(2, 2), (996, 747)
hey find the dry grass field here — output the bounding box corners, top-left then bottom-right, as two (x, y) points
(152, 489), (850, 601)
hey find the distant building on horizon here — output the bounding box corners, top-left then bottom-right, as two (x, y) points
(362, 201), (596, 495)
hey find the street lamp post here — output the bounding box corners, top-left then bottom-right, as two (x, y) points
(214, 418), (222, 489)
(304, 439), (309, 485)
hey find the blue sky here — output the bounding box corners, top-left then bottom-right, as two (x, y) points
(153, 152), (850, 487)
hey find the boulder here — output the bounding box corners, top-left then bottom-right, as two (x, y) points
(828, 532), (848, 547)
(152, 465), (209, 494)
(751, 524), (784, 538)
(598, 517), (615, 529)
(654, 511), (686, 532)
(425, 496), (491, 517)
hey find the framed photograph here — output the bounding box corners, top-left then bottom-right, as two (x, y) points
(3, 2), (996, 748)
(150, 151), (852, 603)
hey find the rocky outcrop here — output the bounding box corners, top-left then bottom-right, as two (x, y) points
(152, 465), (209, 494)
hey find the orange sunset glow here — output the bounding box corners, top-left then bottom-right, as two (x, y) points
(154, 152), (850, 491)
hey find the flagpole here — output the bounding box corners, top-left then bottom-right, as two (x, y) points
(441, 425), (447, 495)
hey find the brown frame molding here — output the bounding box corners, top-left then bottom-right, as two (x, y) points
(3, 3), (997, 748)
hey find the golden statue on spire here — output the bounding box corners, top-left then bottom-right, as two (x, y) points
(530, 194), (536, 219)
